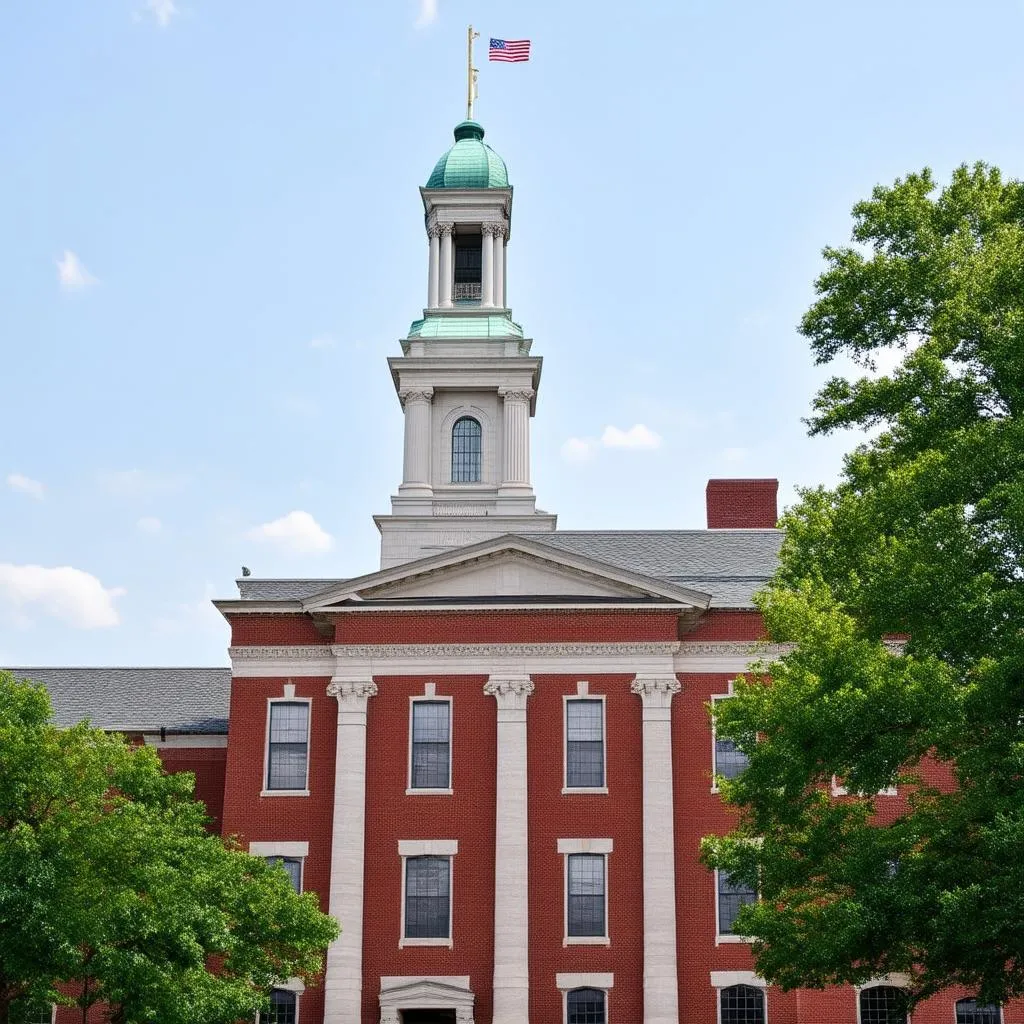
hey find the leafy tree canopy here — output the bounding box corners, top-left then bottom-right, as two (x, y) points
(702, 164), (1024, 1006)
(0, 671), (339, 1024)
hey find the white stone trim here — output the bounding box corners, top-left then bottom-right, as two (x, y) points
(398, 839), (458, 856)
(856, 974), (912, 990)
(831, 775), (899, 798)
(262, 696), (311, 797)
(378, 975), (475, 1024)
(556, 973), (614, 990)
(273, 977), (306, 994)
(633, 675), (681, 1024)
(399, 850), (455, 948)
(249, 841), (309, 858)
(562, 849), (610, 947)
(142, 734), (228, 748)
(710, 971), (766, 989)
(407, 694), (453, 795)
(557, 838), (613, 854)
(563, 693), (607, 792)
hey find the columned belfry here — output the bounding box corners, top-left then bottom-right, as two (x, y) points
(375, 119), (556, 568)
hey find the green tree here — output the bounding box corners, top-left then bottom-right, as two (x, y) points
(0, 671), (339, 1024)
(702, 164), (1024, 1006)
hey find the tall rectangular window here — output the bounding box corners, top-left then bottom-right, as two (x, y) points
(712, 695), (749, 785)
(404, 855), (451, 939)
(259, 990), (297, 1024)
(265, 855), (302, 892)
(410, 700), (451, 790)
(266, 701), (309, 792)
(565, 699), (605, 789)
(567, 853), (606, 938)
(717, 869), (757, 937)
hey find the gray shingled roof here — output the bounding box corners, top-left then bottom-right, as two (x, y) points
(6, 668), (231, 734)
(234, 529), (783, 608)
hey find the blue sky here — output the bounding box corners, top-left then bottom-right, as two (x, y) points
(2, 0), (1023, 667)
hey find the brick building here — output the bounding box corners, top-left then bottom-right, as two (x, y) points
(19, 118), (1016, 1024)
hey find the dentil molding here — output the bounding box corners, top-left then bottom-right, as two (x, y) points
(332, 642), (682, 659)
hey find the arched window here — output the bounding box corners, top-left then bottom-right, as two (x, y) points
(451, 416), (482, 482)
(956, 998), (1002, 1024)
(858, 985), (908, 1024)
(719, 984), (765, 1024)
(259, 989), (296, 1024)
(567, 988), (606, 1024)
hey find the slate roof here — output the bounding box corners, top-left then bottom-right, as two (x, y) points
(5, 667), (231, 734)
(234, 529), (783, 608)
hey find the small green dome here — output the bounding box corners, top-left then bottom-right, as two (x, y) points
(426, 121), (509, 189)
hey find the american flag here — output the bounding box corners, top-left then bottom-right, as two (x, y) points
(489, 38), (531, 62)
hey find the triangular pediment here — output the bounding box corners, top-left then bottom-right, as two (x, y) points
(302, 535), (711, 610)
(379, 975), (474, 1010)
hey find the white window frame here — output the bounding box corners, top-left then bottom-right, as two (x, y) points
(855, 980), (912, 1024)
(562, 694), (608, 794)
(711, 687), (752, 794)
(560, 838), (612, 946)
(256, 980), (304, 1024)
(557, 976), (613, 1024)
(261, 696), (312, 797)
(406, 695), (454, 795)
(832, 775), (899, 798)
(715, 868), (757, 945)
(398, 840), (457, 948)
(248, 842), (309, 893)
(711, 974), (767, 1024)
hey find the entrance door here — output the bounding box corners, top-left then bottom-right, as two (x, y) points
(401, 1011), (457, 1024)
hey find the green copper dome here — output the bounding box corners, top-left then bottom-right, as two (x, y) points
(426, 121), (509, 189)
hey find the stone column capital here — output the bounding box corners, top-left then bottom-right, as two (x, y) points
(631, 675), (681, 710)
(497, 387), (535, 403)
(484, 675), (535, 710)
(327, 678), (378, 709)
(399, 387), (434, 407)
(436, 221), (454, 237)
(481, 221), (504, 237)
(427, 221), (445, 239)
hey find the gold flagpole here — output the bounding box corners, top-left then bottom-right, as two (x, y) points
(466, 24), (480, 120)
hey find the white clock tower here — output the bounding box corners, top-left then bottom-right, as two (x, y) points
(375, 119), (557, 568)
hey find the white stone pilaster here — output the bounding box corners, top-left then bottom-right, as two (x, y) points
(631, 675), (682, 1024)
(399, 388), (433, 494)
(323, 678), (378, 1024)
(498, 388), (534, 490)
(427, 225), (441, 308)
(485, 675), (535, 1024)
(439, 224), (453, 308)
(481, 224), (496, 308)
(493, 228), (506, 307)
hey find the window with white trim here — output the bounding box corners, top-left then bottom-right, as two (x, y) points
(566, 988), (606, 1024)
(567, 853), (607, 939)
(712, 694), (749, 785)
(565, 698), (605, 790)
(719, 984), (765, 1024)
(858, 985), (908, 1024)
(717, 869), (756, 938)
(409, 698), (451, 790)
(259, 990), (297, 1024)
(404, 855), (451, 940)
(265, 701), (309, 792)
(265, 855), (303, 892)
(956, 998), (1002, 1024)
(451, 416), (482, 482)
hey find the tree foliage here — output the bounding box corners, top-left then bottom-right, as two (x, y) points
(0, 671), (339, 1024)
(702, 164), (1024, 1005)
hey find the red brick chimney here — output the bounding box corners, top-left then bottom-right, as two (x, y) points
(706, 479), (779, 528)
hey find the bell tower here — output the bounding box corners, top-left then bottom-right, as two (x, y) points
(374, 119), (557, 568)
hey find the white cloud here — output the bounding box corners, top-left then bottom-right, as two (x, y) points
(7, 473), (45, 500)
(145, 0), (179, 27)
(416, 0), (438, 27)
(722, 446), (748, 463)
(246, 510), (334, 554)
(309, 335), (336, 350)
(96, 469), (187, 498)
(0, 564), (124, 629)
(56, 250), (97, 292)
(136, 516), (162, 535)
(561, 438), (597, 463)
(600, 424), (663, 450)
